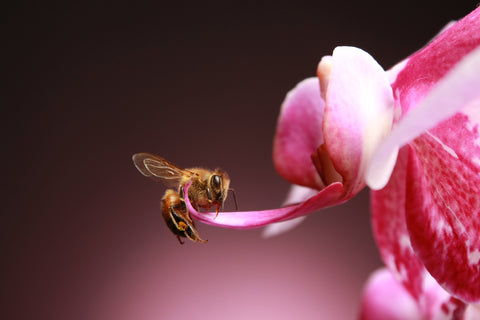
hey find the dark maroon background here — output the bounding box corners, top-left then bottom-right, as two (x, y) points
(3, 1), (475, 319)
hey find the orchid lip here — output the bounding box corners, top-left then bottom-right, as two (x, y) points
(183, 179), (345, 229)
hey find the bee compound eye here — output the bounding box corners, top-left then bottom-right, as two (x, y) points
(211, 175), (221, 189)
(206, 187), (213, 201)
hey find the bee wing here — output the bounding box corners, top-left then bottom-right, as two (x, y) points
(132, 153), (195, 185)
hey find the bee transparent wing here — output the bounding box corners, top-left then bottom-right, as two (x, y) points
(132, 153), (195, 185)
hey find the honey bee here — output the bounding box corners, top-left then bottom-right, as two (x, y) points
(132, 153), (237, 244)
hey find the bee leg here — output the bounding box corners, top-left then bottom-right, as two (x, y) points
(176, 235), (185, 245)
(163, 190), (208, 244)
(178, 185), (198, 221)
(162, 189), (191, 244)
(196, 237), (208, 244)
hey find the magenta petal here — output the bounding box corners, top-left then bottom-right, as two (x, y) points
(371, 147), (425, 300)
(393, 7), (480, 115)
(406, 110), (480, 302)
(324, 46), (394, 196)
(367, 7), (480, 190)
(367, 46), (480, 190)
(184, 180), (344, 229)
(273, 77), (326, 190)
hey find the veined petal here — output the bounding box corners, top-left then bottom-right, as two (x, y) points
(367, 46), (480, 190)
(371, 147), (425, 300)
(273, 77), (326, 190)
(323, 46), (394, 196)
(384, 19), (455, 100)
(405, 103), (480, 303)
(367, 7), (480, 190)
(394, 7), (480, 116)
(184, 180), (344, 229)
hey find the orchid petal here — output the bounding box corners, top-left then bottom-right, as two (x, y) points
(367, 7), (480, 190)
(323, 46), (394, 196)
(360, 268), (423, 320)
(282, 184), (320, 207)
(371, 147), (425, 300)
(262, 185), (317, 237)
(360, 268), (466, 320)
(422, 273), (466, 320)
(371, 147), (471, 316)
(405, 107), (480, 303)
(262, 216), (306, 238)
(394, 7), (480, 116)
(382, 20), (455, 104)
(273, 77), (326, 190)
(386, 58), (409, 86)
(185, 180), (344, 229)
(371, 146), (473, 315)
(465, 304), (480, 320)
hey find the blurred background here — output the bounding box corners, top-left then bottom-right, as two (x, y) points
(3, 1), (476, 319)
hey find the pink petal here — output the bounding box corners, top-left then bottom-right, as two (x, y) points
(262, 185), (317, 237)
(360, 268), (466, 320)
(261, 216), (306, 238)
(359, 268), (423, 320)
(281, 184), (320, 207)
(273, 77), (326, 190)
(465, 304), (480, 320)
(394, 7), (480, 116)
(371, 147), (426, 300)
(386, 58), (409, 86)
(383, 20), (455, 99)
(366, 46), (480, 190)
(184, 180), (344, 229)
(367, 6), (480, 190)
(405, 105), (480, 303)
(371, 147), (471, 318)
(422, 273), (467, 320)
(323, 46), (394, 197)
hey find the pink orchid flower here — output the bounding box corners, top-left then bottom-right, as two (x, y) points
(186, 6), (480, 316)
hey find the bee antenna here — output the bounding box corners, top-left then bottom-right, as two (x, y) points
(228, 189), (238, 211)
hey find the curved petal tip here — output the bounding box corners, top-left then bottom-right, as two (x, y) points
(184, 180), (345, 229)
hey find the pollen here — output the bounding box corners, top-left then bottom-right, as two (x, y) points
(178, 221), (188, 231)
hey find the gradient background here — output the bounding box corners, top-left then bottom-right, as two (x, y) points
(3, 1), (476, 319)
